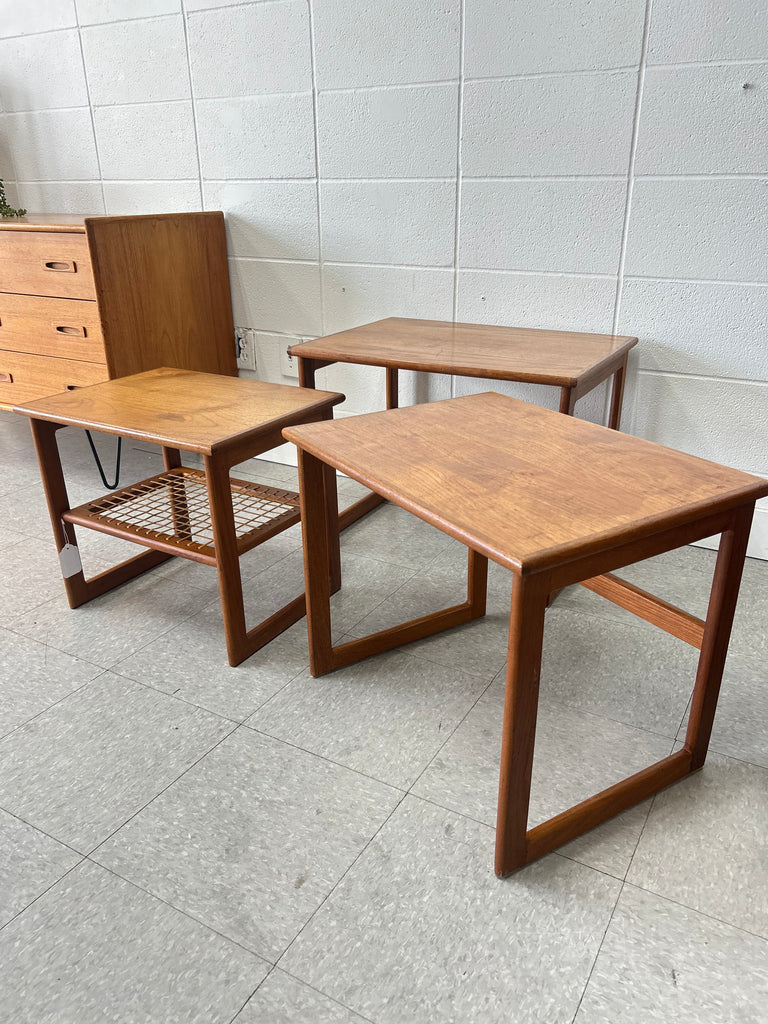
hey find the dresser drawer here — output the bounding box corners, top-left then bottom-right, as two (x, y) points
(0, 293), (105, 362)
(0, 231), (95, 299)
(0, 351), (108, 409)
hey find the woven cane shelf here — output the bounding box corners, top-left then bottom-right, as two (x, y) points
(63, 466), (301, 563)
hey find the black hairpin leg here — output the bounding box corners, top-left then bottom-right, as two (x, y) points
(85, 430), (122, 490)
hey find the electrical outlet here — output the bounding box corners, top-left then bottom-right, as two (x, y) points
(235, 327), (256, 371)
(280, 343), (299, 378)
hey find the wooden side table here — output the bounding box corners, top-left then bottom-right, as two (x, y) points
(290, 317), (638, 528)
(283, 392), (768, 876)
(14, 368), (344, 666)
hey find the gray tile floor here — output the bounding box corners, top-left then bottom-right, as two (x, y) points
(1, 408), (767, 1024)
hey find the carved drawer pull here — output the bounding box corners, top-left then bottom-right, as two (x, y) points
(43, 260), (77, 273)
(0, 372), (13, 383)
(54, 324), (87, 337)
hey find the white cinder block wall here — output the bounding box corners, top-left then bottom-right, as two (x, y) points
(0, 0), (766, 556)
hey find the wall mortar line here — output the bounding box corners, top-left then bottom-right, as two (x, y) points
(307, 0), (326, 339)
(611, 0), (655, 427)
(450, 0), (467, 401)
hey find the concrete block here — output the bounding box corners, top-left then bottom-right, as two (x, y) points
(321, 181), (456, 266)
(187, 1), (311, 99)
(196, 95), (315, 179)
(462, 73), (636, 177)
(464, 0), (646, 78)
(635, 65), (768, 175)
(459, 180), (626, 275)
(457, 271), (617, 334)
(81, 15), (190, 106)
(5, 109), (99, 180)
(14, 181), (105, 215)
(0, 0), (77, 36)
(315, 362), (387, 415)
(229, 258), (322, 337)
(203, 181), (318, 260)
(312, 0), (460, 89)
(318, 84), (458, 178)
(625, 180), (768, 282)
(619, 280), (768, 380)
(630, 372), (768, 478)
(94, 101), (198, 180)
(454, 270), (615, 424)
(103, 181), (202, 215)
(647, 0), (768, 63)
(0, 29), (87, 111)
(322, 264), (454, 335)
(76, 1), (180, 25)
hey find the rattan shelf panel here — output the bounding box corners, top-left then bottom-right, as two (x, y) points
(64, 466), (301, 560)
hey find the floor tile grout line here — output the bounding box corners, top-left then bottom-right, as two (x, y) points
(273, 789), (409, 972)
(406, 663), (504, 795)
(0, 853), (88, 937)
(0, 666), (110, 746)
(569, 879), (627, 1023)
(620, 878), (768, 944)
(236, 962), (380, 1024)
(81, 854), (271, 962)
(0, 806), (86, 860)
(271, 967), (379, 1024)
(85, 721), (241, 860)
(226, 969), (277, 1024)
(241, 723), (408, 795)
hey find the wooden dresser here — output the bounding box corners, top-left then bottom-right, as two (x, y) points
(0, 212), (236, 411)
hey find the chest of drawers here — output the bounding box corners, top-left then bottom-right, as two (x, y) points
(0, 212), (236, 410)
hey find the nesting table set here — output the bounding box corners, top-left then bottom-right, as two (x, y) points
(14, 319), (768, 877)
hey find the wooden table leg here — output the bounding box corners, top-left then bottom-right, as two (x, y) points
(607, 359), (627, 430)
(298, 447), (336, 676)
(494, 503), (754, 876)
(551, 390), (576, 604)
(297, 356), (317, 389)
(468, 548), (488, 617)
(30, 417), (172, 607)
(323, 458), (342, 593)
(685, 503), (753, 769)
(162, 446), (193, 542)
(559, 387), (576, 416)
(495, 572), (551, 876)
(205, 456), (249, 665)
(205, 455), (307, 667)
(386, 366), (399, 410)
(30, 418), (90, 607)
(337, 368), (397, 529)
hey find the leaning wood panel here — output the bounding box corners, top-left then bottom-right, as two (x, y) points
(86, 213), (237, 379)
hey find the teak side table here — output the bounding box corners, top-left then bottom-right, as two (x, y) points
(283, 392), (768, 876)
(290, 317), (638, 528)
(14, 368), (344, 666)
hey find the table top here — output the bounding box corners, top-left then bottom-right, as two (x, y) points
(284, 392), (768, 575)
(13, 367), (344, 456)
(289, 318), (638, 387)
